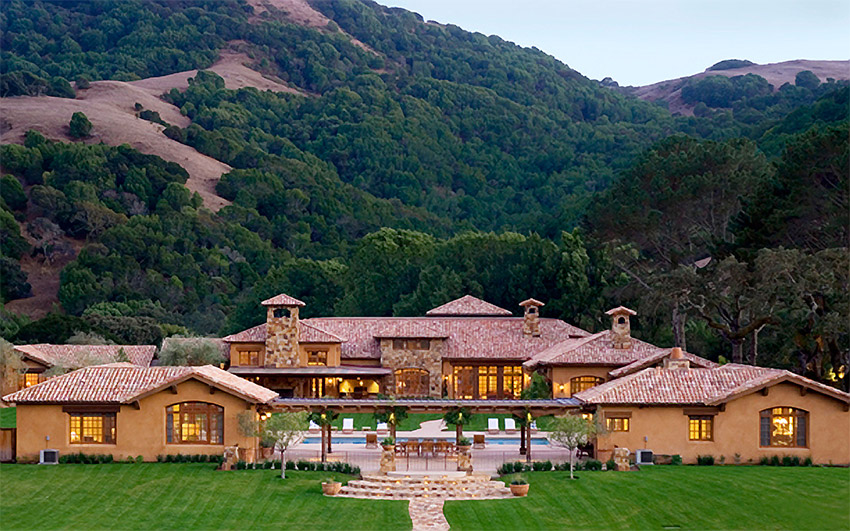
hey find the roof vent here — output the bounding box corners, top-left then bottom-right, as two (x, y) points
(664, 347), (690, 370)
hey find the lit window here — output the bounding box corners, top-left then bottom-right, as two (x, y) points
(453, 365), (475, 399)
(503, 366), (524, 399)
(238, 350), (259, 366)
(688, 416), (713, 441)
(570, 376), (604, 395)
(22, 373), (41, 388)
(478, 366), (498, 399)
(760, 407), (807, 447)
(69, 413), (116, 444)
(307, 350), (328, 366)
(310, 377), (325, 398)
(395, 368), (430, 397)
(606, 416), (630, 432)
(390, 339), (430, 350)
(166, 402), (223, 444)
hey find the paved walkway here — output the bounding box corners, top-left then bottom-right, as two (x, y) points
(409, 499), (450, 531)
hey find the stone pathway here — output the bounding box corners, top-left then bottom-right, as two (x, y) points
(409, 499), (450, 531)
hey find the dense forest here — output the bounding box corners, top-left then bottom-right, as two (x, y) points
(0, 0), (847, 389)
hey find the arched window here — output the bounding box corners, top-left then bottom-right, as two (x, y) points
(570, 376), (604, 395)
(760, 407), (808, 447)
(395, 368), (430, 397)
(166, 402), (224, 444)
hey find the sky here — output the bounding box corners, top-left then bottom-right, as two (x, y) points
(382, 0), (850, 86)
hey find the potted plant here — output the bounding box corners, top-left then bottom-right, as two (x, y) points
(509, 478), (529, 497)
(456, 436), (471, 449)
(381, 437), (395, 451)
(321, 478), (342, 496)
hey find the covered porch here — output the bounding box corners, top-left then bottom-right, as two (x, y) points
(229, 366), (392, 398)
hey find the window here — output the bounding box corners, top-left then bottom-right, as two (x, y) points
(391, 339), (430, 350)
(570, 376), (604, 395)
(606, 416), (630, 432)
(166, 402), (223, 444)
(689, 416), (713, 441)
(70, 413), (116, 444)
(395, 368), (430, 397)
(503, 366), (524, 399)
(453, 365), (475, 399)
(21, 373), (41, 388)
(307, 350), (328, 366)
(310, 377), (325, 398)
(760, 407), (807, 447)
(238, 350), (260, 366)
(478, 366), (498, 399)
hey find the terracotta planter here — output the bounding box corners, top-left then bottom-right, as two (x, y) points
(382, 444), (395, 452)
(322, 481), (342, 495)
(457, 444), (471, 452)
(510, 484), (529, 497)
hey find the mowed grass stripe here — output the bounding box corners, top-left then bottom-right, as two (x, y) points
(444, 466), (850, 530)
(0, 465), (411, 531)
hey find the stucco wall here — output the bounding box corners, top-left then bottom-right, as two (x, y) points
(551, 366), (612, 398)
(595, 382), (849, 465)
(15, 379), (260, 462)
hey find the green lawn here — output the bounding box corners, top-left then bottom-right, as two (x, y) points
(0, 464), (410, 530)
(0, 407), (15, 428)
(445, 467), (850, 530)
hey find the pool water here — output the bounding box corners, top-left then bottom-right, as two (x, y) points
(302, 437), (550, 446)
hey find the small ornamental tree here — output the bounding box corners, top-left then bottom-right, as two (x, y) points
(0, 338), (25, 396)
(69, 111), (92, 138)
(308, 409), (339, 462)
(549, 413), (601, 479)
(260, 412), (308, 479)
(443, 407), (474, 444)
(374, 405), (408, 440)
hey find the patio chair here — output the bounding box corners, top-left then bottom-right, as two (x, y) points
(308, 420), (320, 434)
(434, 440), (451, 455)
(504, 418), (518, 434)
(487, 418), (500, 434)
(473, 434), (485, 449)
(530, 421), (539, 434)
(342, 418), (355, 434)
(365, 432), (378, 449)
(420, 439), (435, 456)
(406, 440), (421, 456)
(376, 422), (389, 435)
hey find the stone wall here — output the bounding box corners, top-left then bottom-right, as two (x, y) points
(379, 339), (444, 398)
(265, 306), (300, 367)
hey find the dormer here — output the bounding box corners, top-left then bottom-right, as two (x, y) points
(519, 298), (545, 337)
(262, 293), (305, 368)
(605, 306), (637, 349)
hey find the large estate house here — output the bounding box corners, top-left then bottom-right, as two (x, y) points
(222, 294), (709, 401)
(3, 293), (848, 465)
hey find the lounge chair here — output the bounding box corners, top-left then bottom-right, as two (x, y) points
(530, 421), (538, 434)
(487, 418), (500, 434)
(342, 418), (354, 434)
(376, 422), (389, 435)
(308, 420), (320, 434)
(473, 434), (485, 449)
(365, 433), (378, 449)
(504, 418), (518, 434)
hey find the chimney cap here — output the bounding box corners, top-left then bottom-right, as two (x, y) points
(670, 347), (684, 359)
(605, 306), (637, 317)
(261, 293), (306, 307)
(519, 298), (545, 307)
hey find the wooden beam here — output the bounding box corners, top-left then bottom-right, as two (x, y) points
(209, 385), (216, 395)
(799, 386), (807, 396)
(132, 400), (141, 410)
(761, 387), (769, 396)
(169, 384), (178, 394)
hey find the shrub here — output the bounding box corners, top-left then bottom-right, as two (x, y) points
(69, 112), (92, 138)
(510, 478), (527, 485)
(759, 456), (769, 466)
(286, 460), (296, 470)
(381, 437), (395, 446)
(235, 460), (247, 470)
(532, 460), (552, 471)
(671, 454), (682, 466)
(696, 455), (715, 466)
(770, 455), (781, 467)
(803, 457), (813, 467)
(605, 459), (616, 471)
(583, 459), (603, 471)
(790, 456), (800, 467)
(781, 456), (794, 467)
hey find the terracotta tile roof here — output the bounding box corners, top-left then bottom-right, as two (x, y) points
(425, 295), (513, 316)
(14, 344), (156, 369)
(523, 331), (664, 369)
(222, 322), (343, 343)
(574, 364), (850, 406)
(261, 293), (305, 307)
(299, 322), (344, 343)
(605, 306), (637, 316)
(224, 317), (588, 360)
(608, 349), (719, 378)
(519, 298), (545, 307)
(2, 364), (278, 404)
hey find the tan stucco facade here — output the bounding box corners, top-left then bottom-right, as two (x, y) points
(594, 382), (850, 465)
(229, 342), (342, 368)
(15, 379), (260, 463)
(551, 366), (612, 398)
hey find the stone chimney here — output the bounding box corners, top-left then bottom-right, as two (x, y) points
(663, 347), (690, 370)
(262, 293), (305, 367)
(519, 298), (544, 337)
(605, 306), (637, 349)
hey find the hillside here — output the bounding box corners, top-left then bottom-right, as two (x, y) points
(629, 59), (850, 115)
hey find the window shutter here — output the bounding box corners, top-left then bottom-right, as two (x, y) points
(760, 415), (770, 446)
(796, 414), (806, 447)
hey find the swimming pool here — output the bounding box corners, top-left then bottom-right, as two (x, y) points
(302, 437), (550, 446)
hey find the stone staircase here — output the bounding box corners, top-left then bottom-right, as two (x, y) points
(335, 473), (513, 500)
